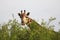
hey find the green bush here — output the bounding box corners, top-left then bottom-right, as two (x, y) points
(0, 19), (60, 40)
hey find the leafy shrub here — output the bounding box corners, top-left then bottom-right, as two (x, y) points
(0, 18), (60, 40)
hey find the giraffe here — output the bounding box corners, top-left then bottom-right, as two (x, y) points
(18, 10), (42, 30)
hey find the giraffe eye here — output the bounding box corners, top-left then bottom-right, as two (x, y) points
(26, 17), (28, 18)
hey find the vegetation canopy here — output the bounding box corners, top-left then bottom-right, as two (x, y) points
(0, 18), (60, 40)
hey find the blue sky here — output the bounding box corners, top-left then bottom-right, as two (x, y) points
(0, 0), (60, 31)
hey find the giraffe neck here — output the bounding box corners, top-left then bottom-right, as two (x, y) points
(26, 19), (42, 30)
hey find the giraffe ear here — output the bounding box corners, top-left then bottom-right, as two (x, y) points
(18, 13), (21, 18)
(27, 12), (30, 16)
(18, 13), (21, 16)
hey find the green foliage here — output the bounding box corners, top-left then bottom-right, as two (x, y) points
(0, 18), (60, 40)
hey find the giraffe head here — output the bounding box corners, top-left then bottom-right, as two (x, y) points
(18, 10), (32, 25)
